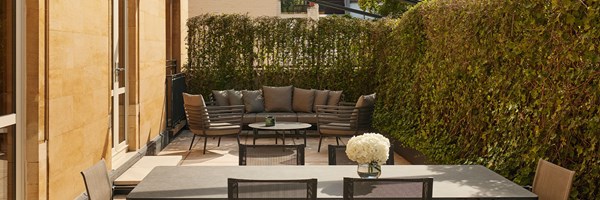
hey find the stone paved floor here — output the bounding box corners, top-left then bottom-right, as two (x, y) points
(114, 129), (410, 199)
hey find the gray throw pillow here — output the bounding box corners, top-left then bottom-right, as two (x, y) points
(262, 86), (293, 112)
(356, 93), (376, 108)
(313, 90), (329, 112)
(242, 90), (264, 113)
(293, 88), (315, 113)
(327, 90), (343, 106)
(228, 90), (244, 105)
(212, 90), (229, 106)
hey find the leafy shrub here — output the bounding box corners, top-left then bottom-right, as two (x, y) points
(186, 14), (379, 101)
(374, 0), (599, 199)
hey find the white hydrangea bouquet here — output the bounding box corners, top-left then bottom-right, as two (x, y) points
(346, 133), (390, 164)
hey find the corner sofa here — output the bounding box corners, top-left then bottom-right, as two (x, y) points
(210, 86), (345, 125)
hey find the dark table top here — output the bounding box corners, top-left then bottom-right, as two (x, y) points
(126, 165), (537, 200)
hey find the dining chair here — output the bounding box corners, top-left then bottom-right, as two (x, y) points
(328, 145), (394, 165)
(228, 178), (317, 199)
(315, 104), (374, 152)
(531, 159), (575, 200)
(343, 177), (433, 200)
(239, 144), (305, 165)
(80, 159), (113, 200)
(183, 93), (245, 154)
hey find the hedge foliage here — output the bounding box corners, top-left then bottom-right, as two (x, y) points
(374, 0), (599, 199)
(186, 0), (599, 197)
(186, 14), (380, 101)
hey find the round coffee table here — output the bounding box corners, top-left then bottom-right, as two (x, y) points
(248, 122), (311, 145)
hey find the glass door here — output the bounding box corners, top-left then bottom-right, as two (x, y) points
(112, 0), (128, 157)
(0, 0), (16, 199)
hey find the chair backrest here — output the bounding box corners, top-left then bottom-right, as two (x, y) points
(183, 93), (244, 132)
(343, 177), (433, 200)
(239, 144), (305, 165)
(328, 145), (394, 165)
(228, 178), (318, 199)
(316, 105), (374, 132)
(80, 159), (112, 200)
(532, 159), (575, 200)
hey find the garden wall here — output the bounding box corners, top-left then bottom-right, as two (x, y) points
(375, 0), (599, 199)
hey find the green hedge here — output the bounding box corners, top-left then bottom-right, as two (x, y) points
(374, 0), (599, 199)
(186, 14), (380, 101)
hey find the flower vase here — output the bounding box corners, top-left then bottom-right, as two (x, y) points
(357, 162), (381, 179)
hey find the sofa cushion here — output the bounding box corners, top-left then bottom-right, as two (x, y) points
(242, 90), (264, 113)
(242, 113), (257, 124)
(313, 90), (329, 112)
(228, 90), (244, 105)
(293, 88), (315, 113)
(263, 86), (293, 112)
(356, 93), (376, 108)
(212, 90), (229, 106)
(327, 90), (343, 106)
(297, 113), (317, 124)
(256, 113), (298, 122)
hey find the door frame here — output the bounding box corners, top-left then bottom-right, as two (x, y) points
(111, 0), (129, 158)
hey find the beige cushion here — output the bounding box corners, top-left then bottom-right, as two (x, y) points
(356, 93), (376, 108)
(327, 90), (343, 106)
(212, 90), (229, 106)
(263, 86), (293, 112)
(242, 90), (264, 113)
(228, 90), (244, 105)
(297, 113), (317, 124)
(313, 90), (329, 112)
(242, 113), (257, 124)
(293, 88), (315, 113)
(183, 93), (207, 107)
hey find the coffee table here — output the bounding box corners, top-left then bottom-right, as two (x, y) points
(248, 122), (311, 145)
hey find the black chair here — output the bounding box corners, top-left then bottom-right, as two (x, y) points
(343, 177), (433, 200)
(228, 178), (318, 199)
(239, 144), (306, 165)
(328, 145), (394, 165)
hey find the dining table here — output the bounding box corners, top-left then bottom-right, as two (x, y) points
(126, 165), (537, 200)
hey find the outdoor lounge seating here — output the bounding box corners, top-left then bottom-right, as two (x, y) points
(531, 159), (575, 200)
(316, 93), (376, 152)
(227, 178), (318, 199)
(183, 93), (244, 154)
(210, 86), (344, 125)
(80, 159), (113, 200)
(343, 177), (434, 200)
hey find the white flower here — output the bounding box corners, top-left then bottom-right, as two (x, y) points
(345, 133), (390, 164)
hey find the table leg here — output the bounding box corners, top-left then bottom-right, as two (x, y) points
(253, 128), (257, 145)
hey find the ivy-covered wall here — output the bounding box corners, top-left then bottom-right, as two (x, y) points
(186, 0), (599, 197)
(375, 0), (599, 199)
(186, 14), (380, 101)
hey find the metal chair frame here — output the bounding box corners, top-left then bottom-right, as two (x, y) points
(228, 178), (318, 199)
(316, 105), (374, 152)
(184, 102), (244, 154)
(343, 177), (433, 200)
(239, 144), (306, 166)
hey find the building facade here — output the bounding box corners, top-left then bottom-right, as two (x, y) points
(0, 0), (187, 199)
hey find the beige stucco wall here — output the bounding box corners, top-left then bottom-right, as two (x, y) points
(47, 0), (111, 199)
(189, 0), (281, 18)
(138, 0), (167, 145)
(22, 0), (178, 198)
